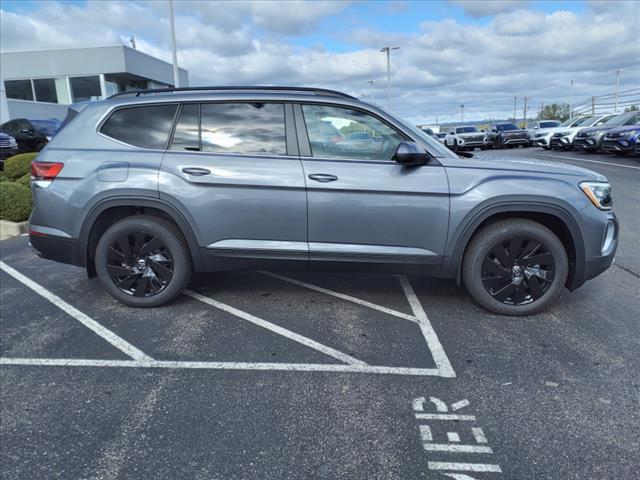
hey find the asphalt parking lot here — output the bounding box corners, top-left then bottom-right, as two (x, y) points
(1, 148), (639, 480)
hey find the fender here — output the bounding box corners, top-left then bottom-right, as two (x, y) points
(79, 196), (204, 272)
(442, 198), (586, 291)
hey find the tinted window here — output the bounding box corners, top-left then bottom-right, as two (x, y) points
(33, 78), (58, 103)
(5, 80), (33, 101)
(200, 103), (286, 155)
(496, 124), (519, 131)
(302, 104), (404, 160)
(539, 121), (560, 128)
(101, 104), (178, 149)
(623, 113), (640, 125)
(171, 104), (200, 151)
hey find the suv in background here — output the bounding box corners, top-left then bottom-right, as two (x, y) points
(574, 112), (640, 153)
(526, 120), (560, 148)
(549, 114), (614, 150)
(444, 126), (487, 151)
(0, 118), (61, 153)
(29, 86), (617, 316)
(485, 123), (529, 148)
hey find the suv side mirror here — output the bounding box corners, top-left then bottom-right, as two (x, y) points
(394, 142), (429, 166)
(20, 128), (33, 135)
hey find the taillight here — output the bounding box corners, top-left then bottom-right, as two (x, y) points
(31, 161), (64, 180)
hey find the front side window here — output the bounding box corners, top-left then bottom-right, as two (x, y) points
(302, 104), (404, 160)
(101, 104), (178, 149)
(200, 103), (286, 155)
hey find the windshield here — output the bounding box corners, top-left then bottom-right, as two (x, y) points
(539, 121), (560, 128)
(30, 119), (61, 136)
(605, 113), (636, 126)
(571, 116), (594, 127)
(496, 124), (519, 131)
(456, 127), (478, 133)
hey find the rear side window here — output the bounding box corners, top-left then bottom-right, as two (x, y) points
(200, 103), (286, 155)
(101, 104), (178, 149)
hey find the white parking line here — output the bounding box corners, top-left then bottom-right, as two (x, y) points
(0, 357), (444, 376)
(184, 289), (367, 366)
(536, 153), (640, 171)
(428, 462), (502, 473)
(261, 272), (419, 323)
(399, 276), (456, 378)
(0, 261), (153, 363)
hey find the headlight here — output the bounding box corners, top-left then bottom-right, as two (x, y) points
(619, 129), (640, 138)
(580, 181), (612, 210)
(45, 136), (52, 142)
(9, 137), (17, 147)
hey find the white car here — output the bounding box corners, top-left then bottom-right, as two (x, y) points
(526, 120), (560, 148)
(444, 126), (488, 151)
(549, 114), (615, 150)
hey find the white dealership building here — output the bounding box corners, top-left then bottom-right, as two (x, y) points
(0, 45), (189, 123)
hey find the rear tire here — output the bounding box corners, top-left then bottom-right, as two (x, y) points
(95, 215), (192, 307)
(462, 219), (568, 316)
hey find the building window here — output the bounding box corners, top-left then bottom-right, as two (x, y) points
(70, 75), (102, 102)
(33, 78), (58, 103)
(4, 80), (34, 101)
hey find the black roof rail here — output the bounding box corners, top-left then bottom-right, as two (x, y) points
(108, 86), (357, 100)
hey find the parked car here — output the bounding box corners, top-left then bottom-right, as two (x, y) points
(435, 132), (447, 144)
(0, 118), (61, 153)
(444, 126), (487, 151)
(526, 120), (560, 147)
(29, 86), (617, 316)
(574, 111), (640, 153)
(601, 124), (640, 155)
(485, 123), (529, 148)
(549, 114), (614, 150)
(530, 117), (591, 149)
(0, 132), (19, 169)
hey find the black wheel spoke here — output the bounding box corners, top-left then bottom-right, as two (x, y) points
(139, 236), (164, 255)
(527, 276), (545, 300)
(108, 246), (126, 262)
(148, 259), (173, 282)
(133, 232), (145, 253)
(482, 276), (511, 290)
(511, 286), (527, 304)
(107, 265), (133, 277)
(482, 258), (511, 278)
(509, 237), (525, 260)
(520, 241), (541, 259)
(117, 234), (133, 262)
(116, 274), (138, 289)
(134, 276), (150, 297)
(522, 253), (553, 267)
(491, 282), (517, 302)
(490, 244), (513, 268)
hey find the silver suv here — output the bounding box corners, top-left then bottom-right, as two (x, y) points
(29, 86), (617, 316)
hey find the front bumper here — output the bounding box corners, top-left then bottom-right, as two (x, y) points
(574, 137), (603, 151)
(601, 138), (636, 154)
(531, 135), (551, 147)
(550, 136), (572, 149)
(571, 211), (618, 290)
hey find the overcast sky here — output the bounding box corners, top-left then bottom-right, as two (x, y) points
(1, 0), (638, 124)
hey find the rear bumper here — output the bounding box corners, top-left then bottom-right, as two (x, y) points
(29, 233), (82, 267)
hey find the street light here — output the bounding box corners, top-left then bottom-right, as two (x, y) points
(168, 0), (180, 88)
(569, 79), (574, 119)
(368, 79), (375, 103)
(380, 46), (399, 110)
(615, 69), (622, 113)
(460, 104), (464, 122)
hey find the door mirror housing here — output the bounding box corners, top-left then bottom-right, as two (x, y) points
(20, 128), (33, 135)
(394, 142), (429, 166)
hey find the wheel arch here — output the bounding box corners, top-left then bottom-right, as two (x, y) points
(446, 201), (586, 291)
(79, 197), (204, 278)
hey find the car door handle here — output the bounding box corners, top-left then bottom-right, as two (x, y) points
(182, 167), (211, 176)
(308, 173), (338, 183)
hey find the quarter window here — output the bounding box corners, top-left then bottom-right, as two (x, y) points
(301, 104), (404, 160)
(200, 103), (286, 155)
(101, 104), (178, 149)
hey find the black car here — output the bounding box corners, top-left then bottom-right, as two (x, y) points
(485, 123), (529, 148)
(0, 132), (19, 169)
(0, 118), (61, 153)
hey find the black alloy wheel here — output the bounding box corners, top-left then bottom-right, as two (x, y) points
(481, 237), (555, 306)
(106, 232), (174, 297)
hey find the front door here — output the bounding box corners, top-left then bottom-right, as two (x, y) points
(296, 103), (449, 273)
(160, 101), (308, 270)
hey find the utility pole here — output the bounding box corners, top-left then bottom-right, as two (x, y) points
(615, 69), (622, 113)
(569, 79), (574, 119)
(367, 80), (375, 103)
(592, 96), (595, 115)
(380, 46), (399, 110)
(522, 96), (529, 123)
(435, 115), (439, 127)
(460, 104), (464, 123)
(513, 96), (517, 121)
(168, 0), (180, 88)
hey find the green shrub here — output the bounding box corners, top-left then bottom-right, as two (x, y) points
(3, 152), (37, 181)
(15, 172), (31, 187)
(0, 182), (32, 222)
(0, 172), (9, 182)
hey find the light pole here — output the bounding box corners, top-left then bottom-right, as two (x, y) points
(380, 46), (399, 110)
(615, 69), (622, 113)
(368, 79), (375, 103)
(460, 104), (464, 122)
(513, 96), (517, 121)
(168, 0), (180, 88)
(569, 79), (574, 119)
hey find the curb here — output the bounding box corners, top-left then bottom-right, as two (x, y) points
(0, 220), (29, 241)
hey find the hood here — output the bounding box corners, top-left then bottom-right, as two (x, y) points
(577, 124), (616, 134)
(443, 155), (606, 182)
(604, 124), (640, 134)
(531, 127), (560, 135)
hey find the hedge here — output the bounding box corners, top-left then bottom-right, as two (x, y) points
(0, 182), (32, 222)
(3, 152), (37, 181)
(15, 172), (31, 187)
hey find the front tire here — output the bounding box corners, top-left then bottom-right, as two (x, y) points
(462, 219), (568, 316)
(95, 215), (192, 307)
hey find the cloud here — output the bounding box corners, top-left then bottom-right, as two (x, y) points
(449, 0), (529, 18)
(1, 0), (638, 124)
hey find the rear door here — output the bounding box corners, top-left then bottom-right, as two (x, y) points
(159, 101), (308, 270)
(295, 103), (449, 273)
